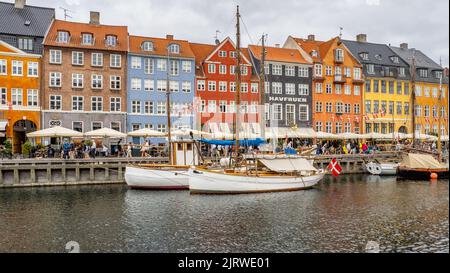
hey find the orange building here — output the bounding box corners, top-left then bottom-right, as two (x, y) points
(0, 40), (41, 153)
(284, 35), (364, 134)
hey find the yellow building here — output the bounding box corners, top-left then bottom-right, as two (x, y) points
(0, 40), (41, 153)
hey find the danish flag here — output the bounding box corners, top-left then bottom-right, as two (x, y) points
(355, 116), (360, 123)
(425, 117), (430, 123)
(364, 115), (369, 122)
(328, 158), (342, 177)
(373, 113), (378, 119)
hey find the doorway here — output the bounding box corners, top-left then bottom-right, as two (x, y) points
(12, 120), (37, 154)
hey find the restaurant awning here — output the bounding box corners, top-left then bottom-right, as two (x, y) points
(26, 126), (83, 138)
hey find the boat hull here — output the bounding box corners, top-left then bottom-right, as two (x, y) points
(188, 168), (324, 194)
(365, 162), (398, 175)
(397, 167), (449, 180)
(125, 166), (189, 190)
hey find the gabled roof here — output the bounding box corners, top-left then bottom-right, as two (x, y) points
(189, 42), (216, 77)
(203, 37), (251, 65)
(43, 19), (128, 52)
(248, 44), (310, 64)
(389, 46), (442, 70)
(291, 37), (323, 62)
(0, 39), (40, 57)
(0, 1), (54, 37)
(342, 39), (409, 67)
(129, 35), (195, 59)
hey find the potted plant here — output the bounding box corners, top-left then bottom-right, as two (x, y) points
(22, 140), (33, 158)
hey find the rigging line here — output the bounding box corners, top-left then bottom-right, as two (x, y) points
(240, 15), (255, 46)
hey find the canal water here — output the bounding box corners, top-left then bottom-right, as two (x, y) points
(0, 175), (448, 253)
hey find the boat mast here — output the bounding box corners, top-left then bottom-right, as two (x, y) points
(166, 46), (173, 164)
(259, 34), (266, 140)
(234, 5), (242, 157)
(411, 51), (416, 148)
(437, 58), (443, 161)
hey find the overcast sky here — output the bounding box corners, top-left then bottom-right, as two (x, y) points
(17, 0), (450, 66)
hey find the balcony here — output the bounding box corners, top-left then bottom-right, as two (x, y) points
(334, 74), (346, 83)
(352, 78), (365, 84)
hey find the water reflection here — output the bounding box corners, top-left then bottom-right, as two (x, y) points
(0, 176), (448, 253)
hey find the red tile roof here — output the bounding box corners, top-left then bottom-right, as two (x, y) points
(44, 19), (128, 52)
(189, 42), (216, 77)
(129, 35), (195, 58)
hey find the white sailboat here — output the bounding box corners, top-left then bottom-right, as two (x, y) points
(125, 165), (190, 190)
(188, 6), (325, 194)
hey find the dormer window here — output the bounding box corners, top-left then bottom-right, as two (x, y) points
(390, 56), (399, 63)
(106, 35), (117, 47)
(142, 41), (154, 51)
(335, 48), (344, 62)
(418, 68), (428, 78)
(57, 31), (70, 43)
(82, 33), (94, 45)
(359, 52), (369, 61)
(375, 54), (382, 61)
(435, 71), (443, 79)
(168, 43), (180, 54)
(311, 50), (318, 57)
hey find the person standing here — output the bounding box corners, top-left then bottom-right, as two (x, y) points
(127, 142), (133, 158)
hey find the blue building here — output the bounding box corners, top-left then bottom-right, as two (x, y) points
(127, 35), (196, 143)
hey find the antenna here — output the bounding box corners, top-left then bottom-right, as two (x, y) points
(59, 7), (73, 21)
(339, 27), (343, 39)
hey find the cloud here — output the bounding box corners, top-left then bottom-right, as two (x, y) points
(28, 0), (449, 66)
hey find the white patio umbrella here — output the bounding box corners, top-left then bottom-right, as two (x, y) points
(362, 132), (391, 140)
(127, 128), (167, 138)
(441, 135), (449, 142)
(315, 131), (338, 139)
(336, 132), (363, 140)
(84, 127), (127, 138)
(26, 126), (83, 138)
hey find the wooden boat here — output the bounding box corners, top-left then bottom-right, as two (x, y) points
(125, 165), (190, 190)
(365, 161), (398, 175)
(189, 156), (325, 194)
(397, 153), (449, 180)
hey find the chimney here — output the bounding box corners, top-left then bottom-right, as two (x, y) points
(89, 11), (100, 25)
(400, 43), (408, 50)
(14, 0), (26, 9)
(274, 43), (280, 48)
(307, 34), (315, 41)
(166, 34), (174, 40)
(356, 34), (367, 43)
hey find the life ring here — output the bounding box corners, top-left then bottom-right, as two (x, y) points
(366, 162), (382, 175)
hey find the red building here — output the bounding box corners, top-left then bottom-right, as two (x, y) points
(190, 38), (260, 137)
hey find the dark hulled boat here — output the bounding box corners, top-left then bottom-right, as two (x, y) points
(397, 153), (449, 180)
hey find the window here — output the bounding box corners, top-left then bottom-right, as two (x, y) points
(335, 122), (342, 134)
(286, 104), (295, 125)
(272, 82), (282, 94)
(316, 122), (323, 132)
(298, 84), (309, 95)
(208, 81), (216, 91)
(72, 96), (84, 111)
(354, 68), (361, 79)
(344, 123), (351, 133)
(111, 122), (121, 132)
(315, 102), (323, 113)
(354, 86), (361, 96)
(326, 122), (332, 133)
(91, 75), (103, 89)
(404, 102), (409, 115)
(27, 62), (38, 77)
(182, 61), (191, 73)
(144, 101), (153, 114)
(251, 83), (258, 93)
(169, 81), (179, 92)
(27, 89), (38, 107)
(230, 51), (237, 58)
(315, 83), (323, 93)
(399, 67), (406, 77)
(241, 66), (248, 75)
(219, 65), (227, 75)
(230, 82), (236, 92)
(381, 123), (387, 134)
(144, 80), (154, 91)
(335, 84), (342, 95)
(414, 105), (422, 117)
(106, 35), (117, 47)
(219, 81), (227, 92)
(365, 123), (372, 134)
(0, 88), (6, 105)
(397, 82), (402, 94)
(219, 50), (227, 57)
(241, 83), (248, 93)
(91, 97), (103, 111)
(208, 64), (216, 74)
(285, 83), (295, 95)
(391, 56), (399, 63)
(344, 103), (351, 113)
(360, 52), (369, 60)
(131, 101), (141, 113)
(335, 102), (343, 113)
(335, 66), (342, 77)
(326, 84), (332, 94)
(170, 60), (179, 76)
(424, 87), (430, 97)
(298, 67), (309, 77)
(345, 67), (351, 78)
(157, 59), (167, 71)
(72, 73), (84, 88)
(299, 105), (309, 121)
(131, 57), (141, 69)
(219, 100), (227, 113)
(57, 31), (69, 43)
(354, 104), (360, 114)
(49, 72), (62, 87)
(365, 80), (371, 93)
(18, 37), (33, 50)
(418, 69), (428, 78)
(373, 101), (379, 113)
(272, 104), (282, 120)
(142, 41), (153, 51)
(432, 88), (438, 98)
(381, 80), (386, 93)
(144, 58), (154, 74)
(11, 89), (22, 106)
(389, 81), (394, 94)
(182, 81), (191, 93)
(326, 102), (333, 113)
(373, 80), (379, 93)
(110, 76), (121, 90)
(326, 66), (332, 76)
(92, 122), (103, 131)
(169, 44), (180, 54)
(72, 51), (84, 65)
(424, 105), (430, 117)
(285, 66), (295, 76)
(230, 65), (236, 75)
(131, 78), (142, 90)
(110, 97), (121, 112)
(208, 100), (216, 113)
(49, 95), (62, 110)
(264, 82), (270, 94)
(389, 101), (394, 114)
(197, 80), (205, 91)
(0, 59), (6, 75)
(365, 100), (371, 114)
(72, 122), (83, 133)
(272, 64), (282, 75)
(50, 50), (62, 64)
(314, 64), (322, 77)
(344, 85), (351, 95)
(404, 83), (410, 95)
(91, 53), (103, 67)
(110, 54), (121, 68)
(157, 80), (167, 92)
(12, 61), (23, 76)
(397, 102), (402, 115)
(415, 86), (422, 97)
(82, 33), (93, 45)
(335, 48), (344, 62)
(367, 64), (375, 74)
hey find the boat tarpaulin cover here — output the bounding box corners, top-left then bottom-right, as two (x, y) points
(400, 153), (445, 169)
(259, 158), (317, 173)
(0, 120), (7, 131)
(199, 138), (266, 146)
